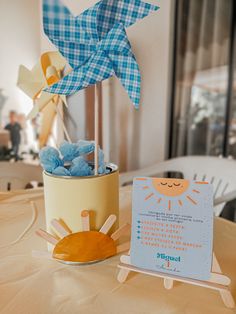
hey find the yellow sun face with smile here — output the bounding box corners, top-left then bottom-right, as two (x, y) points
(136, 177), (206, 211)
(152, 178), (190, 197)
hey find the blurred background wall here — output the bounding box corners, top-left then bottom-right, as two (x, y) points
(0, 0), (41, 121)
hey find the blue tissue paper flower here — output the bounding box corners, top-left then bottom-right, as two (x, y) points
(52, 166), (71, 176)
(59, 141), (80, 162)
(39, 147), (63, 173)
(70, 157), (93, 177)
(59, 140), (95, 162)
(77, 140), (95, 156)
(40, 141), (107, 177)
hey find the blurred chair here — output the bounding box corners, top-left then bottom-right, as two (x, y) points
(120, 156), (236, 217)
(0, 162), (43, 191)
(0, 130), (10, 161)
(0, 129), (10, 147)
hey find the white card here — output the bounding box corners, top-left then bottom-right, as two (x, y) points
(130, 177), (214, 280)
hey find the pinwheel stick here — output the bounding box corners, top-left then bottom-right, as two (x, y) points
(94, 84), (100, 175)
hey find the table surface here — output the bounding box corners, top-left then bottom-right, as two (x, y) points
(0, 187), (236, 314)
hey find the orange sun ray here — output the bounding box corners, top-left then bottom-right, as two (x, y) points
(186, 195), (197, 205)
(193, 189), (200, 194)
(157, 198), (162, 204)
(178, 200), (183, 206)
(168, 200), (171, 210)
(136, 178), (147, 181)
(142, 186), (149, 190)
(145, 193), (154, 201)
(195, 182), (208, 185)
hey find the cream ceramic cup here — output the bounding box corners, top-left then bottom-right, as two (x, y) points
(43, 164), (119, 240)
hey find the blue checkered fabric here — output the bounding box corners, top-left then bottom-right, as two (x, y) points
(43, 0), (159, 108)
(97, 0), (159, 39)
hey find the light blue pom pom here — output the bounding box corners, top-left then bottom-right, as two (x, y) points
(70, 157), (93, 177)
(39, 147), (63, 173)
(52, 166), (71, 176)
(40, 141), (107, 177)
(77, 140), (95, 155)
(59, 141), (80, 162)
(59, 140), (95, 162)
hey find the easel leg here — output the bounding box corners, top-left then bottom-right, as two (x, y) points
(219, 289), (235, 309)
(164, 278), (174, 290)
(117, 268), (130, 283)
(212, 253), (235, 309)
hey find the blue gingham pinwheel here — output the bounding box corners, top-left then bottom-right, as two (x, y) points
(43, 0), (159, 109)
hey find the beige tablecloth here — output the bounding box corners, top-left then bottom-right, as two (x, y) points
(0, 187), (236, 314)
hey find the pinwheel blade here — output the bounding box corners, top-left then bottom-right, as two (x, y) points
(17, 64), (45, 99)
(45, 52), (115, 95)
(51, 39), (96, 68)
(111, 53), (141, 109)
(41, 51), (67, 77)
(27, 92), (55, 119)
(104, 23), (141, 108)
(97, 0), (159, 38)
(77, 0), (159, 40)
(43, 0), (91, 68)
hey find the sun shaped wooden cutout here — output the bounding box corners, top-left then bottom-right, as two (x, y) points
(36, 211), (130, 264)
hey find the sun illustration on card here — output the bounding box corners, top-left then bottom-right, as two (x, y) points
(136, 177), (209, 210)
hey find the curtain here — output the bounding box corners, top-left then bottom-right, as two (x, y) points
(171, 0), (233, 157)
